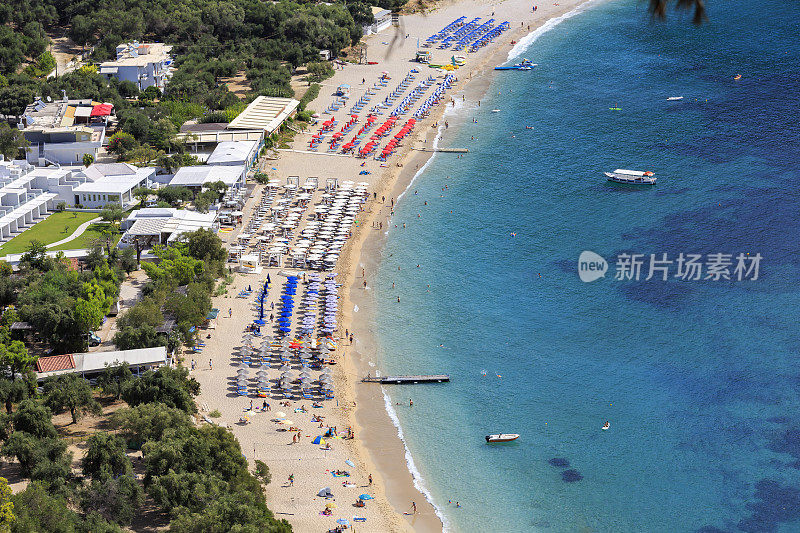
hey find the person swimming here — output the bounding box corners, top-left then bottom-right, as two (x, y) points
(602, 421), (610, 430)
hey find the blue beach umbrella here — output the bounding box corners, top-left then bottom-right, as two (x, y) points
(254, 319), (265, 326)
(358, 494), (374, 500)
(337, 519), (349, 526)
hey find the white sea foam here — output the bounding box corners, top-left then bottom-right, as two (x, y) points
(507, 0), (603, 62)
(382, 388), (451, 531)
(396, 96), (463, 202)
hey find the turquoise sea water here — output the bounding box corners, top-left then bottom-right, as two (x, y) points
(373, 0), (800, 531)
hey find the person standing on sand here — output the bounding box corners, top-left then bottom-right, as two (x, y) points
(409, 399), (413, 407)
(289, 474), (294, 486)
(369, 474), (373, 485)
(209, 359), (213, 370)
(412, 502), (417, 514)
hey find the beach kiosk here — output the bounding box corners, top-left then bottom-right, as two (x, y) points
(336, 84), (351, 97)
(239, 254), (262, 274)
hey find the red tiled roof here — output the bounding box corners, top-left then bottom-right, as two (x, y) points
(36, 354), (76, 373)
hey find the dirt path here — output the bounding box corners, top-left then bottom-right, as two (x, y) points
(46, 31), (86, 78)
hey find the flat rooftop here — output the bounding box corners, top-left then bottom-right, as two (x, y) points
(227, 96), (300, 134)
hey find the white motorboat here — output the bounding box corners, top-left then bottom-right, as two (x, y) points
(605, 169), (657, 185)
(485, 433), (519, 443)
(667, 96), (684, 101)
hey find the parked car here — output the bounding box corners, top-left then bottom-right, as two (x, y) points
(88, 332), (101, 346)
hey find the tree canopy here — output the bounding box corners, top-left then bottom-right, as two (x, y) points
(42, 374), (102, 424)
(82, 432), (132, 482)
(121, 366), (199, 413)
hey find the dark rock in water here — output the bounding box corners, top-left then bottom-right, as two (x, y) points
(696, 526), (729, 533)
(766, 416), (790, 424)
(768, 428), (800, 461)
(548, 457), (570, 468)
(737, 479), (800, 533)
(561, 469), (583, 482)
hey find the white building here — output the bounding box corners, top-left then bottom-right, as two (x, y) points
(35, 347), (167, 380)
(226, 96), (300, 135)
(99, 42), (173, 91)
(169, 165), (245, 192)
(207, 140), (259, 175)
(363, 7), (392, 35)
(0, 160), (61, 242)
(20, 98), (112, 166)
(118, 207), (218, 248)
(72, 163), (156, 208)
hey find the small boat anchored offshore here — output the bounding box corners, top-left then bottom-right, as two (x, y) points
(485, 433), (519, 443)
(605, 169), (657, 185)
(495, 59), (537, 71)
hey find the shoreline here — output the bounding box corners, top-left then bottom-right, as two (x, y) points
(334, 0), (597, 530)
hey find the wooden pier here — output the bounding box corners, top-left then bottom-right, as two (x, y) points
(362, 374), (450, 384)
(413, 147), (469, 153)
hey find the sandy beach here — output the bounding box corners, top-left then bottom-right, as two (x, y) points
(193, 0), (592, 531)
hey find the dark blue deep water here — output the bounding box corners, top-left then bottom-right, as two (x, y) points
(374, 0), (800, 531)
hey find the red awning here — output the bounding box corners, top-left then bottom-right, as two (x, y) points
(90, 103), (113, 117)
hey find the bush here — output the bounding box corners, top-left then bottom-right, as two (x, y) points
(121, 366), (199, 413)
(208, 409), (221, 418)
(253, 172), (270, 185)
(306, 61), (334, 83)
(82, 432), (131, 482)
(108, 132), (137, 154)
(112, 402), (193, 443)
(298, 83), (320, 111)
(254, 460), (271, 485)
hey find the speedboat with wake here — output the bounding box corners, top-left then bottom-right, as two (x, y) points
(495, 59), (537, 71)
(605, 169), (657, 185)
(485, 433), (519, 443)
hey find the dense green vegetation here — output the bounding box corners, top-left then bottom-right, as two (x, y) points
(113, 228), (227, 352)
(0, 352), (288, 531)
(1, 241), (123, 354)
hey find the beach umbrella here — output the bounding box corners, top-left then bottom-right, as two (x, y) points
(275, 411), (287, 418)
(312, 436), (325, 445)
(345, 459), (355, 467)
(280, 419), (293, 425)
(318, 487), (333, 498)
(359, 494), (374, 500)
(237, 363), (249, 370)
(326, 503), (337, 510)
(337, 518), (349, 526)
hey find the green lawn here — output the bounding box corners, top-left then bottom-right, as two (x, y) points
(0, 211), (99, 255)
(50, 222), (121, 251)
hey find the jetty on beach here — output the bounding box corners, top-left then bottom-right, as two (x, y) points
(362, 374), (450, 384)
(413, 147), (469, 153)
